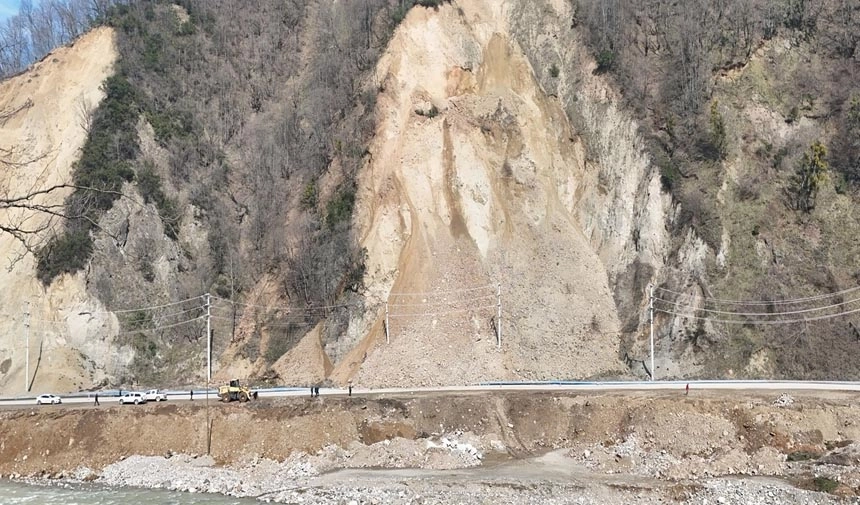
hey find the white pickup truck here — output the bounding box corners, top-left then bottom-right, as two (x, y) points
(144, 389), (168, 402)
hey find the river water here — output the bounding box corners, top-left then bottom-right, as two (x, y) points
(0, 480), (259, 504)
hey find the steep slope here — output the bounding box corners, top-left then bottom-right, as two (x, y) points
(4, 0), (854, 392)
(330, 0), (667, 386)
(0, 2), (670, 392)
(0, 27), (120, 394)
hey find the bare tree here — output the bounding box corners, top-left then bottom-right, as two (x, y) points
(75, 94), (95, 134)
(0, 101), (127, 259)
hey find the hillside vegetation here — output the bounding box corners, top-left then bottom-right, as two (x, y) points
(573, 0), (860, 378)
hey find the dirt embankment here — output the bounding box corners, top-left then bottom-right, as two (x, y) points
(2, 391), (860, 488)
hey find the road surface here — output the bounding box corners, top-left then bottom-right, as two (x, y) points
(1, 380), (859, 409)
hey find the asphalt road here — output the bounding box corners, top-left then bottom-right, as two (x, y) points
(1, 380), (859, 409)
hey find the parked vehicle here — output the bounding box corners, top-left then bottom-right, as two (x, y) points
(144, 389), (168, 402)
(119, 392), (147, 405)
(36, 394), (62, 405)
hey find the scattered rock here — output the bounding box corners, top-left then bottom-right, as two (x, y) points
(773, 393), (795, 407)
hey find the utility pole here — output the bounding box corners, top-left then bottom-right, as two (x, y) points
(205, 293), (211, 388)
(385, 302), (390, 344)
(649, 285), (655, 381)
(23, 302), (30, 393)
(229, 252), (236, 342)
(496, 283), (502, 349)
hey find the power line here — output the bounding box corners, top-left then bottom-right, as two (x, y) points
(655, 305), (860, 325)
(387, 304), (497, 318)
(118, 304), (206, 323)
(513, 320), (626, 338)
(208, 306), (333, 322)
(653, 295), (860, 317)
(209, 295), (361, 312)
(209, 314), (312, 327)
(82, 294), (205, 315)
(655, 284), (860, 306)
(113, 316), (205, 336)
(388, 283), (497, 297)
(387, 293), (497, 307)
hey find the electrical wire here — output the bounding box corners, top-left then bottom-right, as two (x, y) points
(142, 304), (206, 321)
(209, 295), (361, 312)
(513, 320), (626, 337)
(655, 305), (860, 325)
(82, 294), (205, 315)
(653, 295), (860, 317)
(113, 316), (205, 336)
(388, 283), (497, 297)
(208, 307), (310, 319)
(387, 304), (498, 318)
(655, 284), (860, 306)
(208, 306), (327, 322)
(387, 293), (498, 307)
(209, 314), (311, 326)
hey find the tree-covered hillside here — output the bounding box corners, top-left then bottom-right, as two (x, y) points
(575, 0), (860, 378)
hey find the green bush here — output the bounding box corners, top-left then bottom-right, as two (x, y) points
(136, 163), (181, 239)
(301, 180), (318, 210)
(145, 108), (194, 146)
(787, 450), (819, 462)
(595, 50), (615, 74)
(326, 187), (356, 228)
(788, 141), (828, 212)
(131, 333), (157, 358)
(136, 164), (162, 205)
(660, 161), (682, 192)
(549, 64), (560, 78)
(122, 310), (153, 330)
(177, 20), (196, 36)
(709, 101), (727, 160)
(143, 33), (164, 70)
(813, 476), (839, 494)
(35, 230), (93, 284)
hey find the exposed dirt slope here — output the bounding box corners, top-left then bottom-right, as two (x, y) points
(0, 28), (120, 395)
(335, 0), (663, 387)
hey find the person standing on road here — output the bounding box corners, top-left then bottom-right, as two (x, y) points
(94, 393), (99, 406)
(685, 383), (689, 396)
(348, 380), (353, 397)
(190, 389), (194, 401)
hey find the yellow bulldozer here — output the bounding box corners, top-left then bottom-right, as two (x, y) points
(218, 379), (258, 402)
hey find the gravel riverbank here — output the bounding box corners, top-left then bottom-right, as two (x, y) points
(3, 391), (860, 503)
